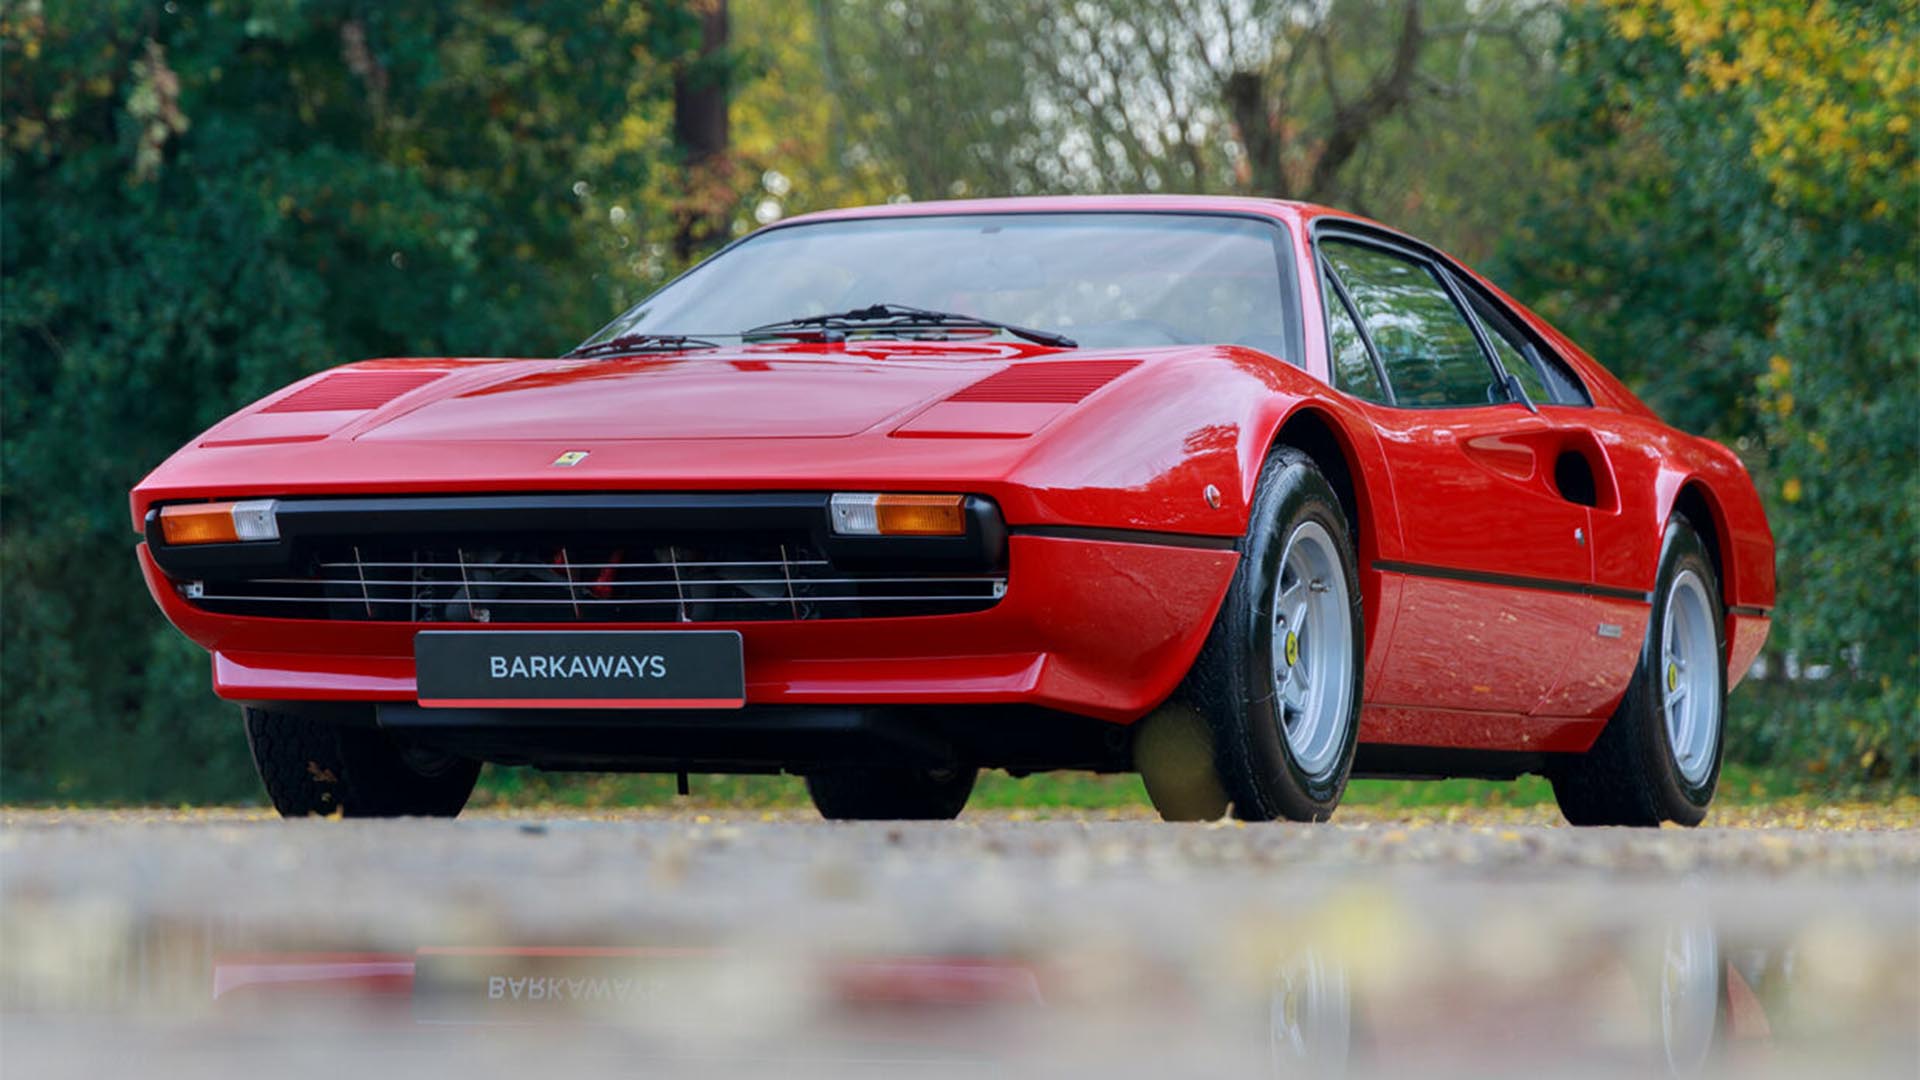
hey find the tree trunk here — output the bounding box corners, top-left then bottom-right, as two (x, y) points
(1224, 69), (1290, 198)
(1305, 0), (1423, 203)
(673, 1), (730, 263)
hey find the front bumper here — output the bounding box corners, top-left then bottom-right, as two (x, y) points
(139, 534), (1238, 724)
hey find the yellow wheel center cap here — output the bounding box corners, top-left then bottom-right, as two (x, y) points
(1667, 663), (1679, 692)
(1284, 631), (1300, 668)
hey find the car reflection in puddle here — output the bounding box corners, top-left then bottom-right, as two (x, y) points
(172, 900), (1909, 1078)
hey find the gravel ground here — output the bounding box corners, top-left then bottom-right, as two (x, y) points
(3, 809), (1916, 1079)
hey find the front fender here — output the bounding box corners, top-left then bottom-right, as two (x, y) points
(1004, 347), (1401, 557)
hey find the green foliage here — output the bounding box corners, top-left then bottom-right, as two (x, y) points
(1, 0), (700, 800)
(1498, 0), (1918, 788)
(2, 1), (1909, 803)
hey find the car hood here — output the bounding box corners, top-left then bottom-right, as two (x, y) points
(132, 339), (1302, 538)
(355, 349), (1005, 442)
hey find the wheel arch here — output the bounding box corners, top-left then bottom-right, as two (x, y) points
(1635, 437), (1773, 690)
(1265, 404), (1374, 564)
(1670, 479), (1730, 605)
(1258, 402), (1398, 685)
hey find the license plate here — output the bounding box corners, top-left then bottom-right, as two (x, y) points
(411, 948), (698, 1024)
(415, 630), (744, 708)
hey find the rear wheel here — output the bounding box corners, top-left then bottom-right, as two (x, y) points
(805, 766), (976, 820)
(244, 706), (480, 819)
(1552, 516), (1725, 826)
(1184, 447), (1363, 822)
(1656, 921), (1726, 1076)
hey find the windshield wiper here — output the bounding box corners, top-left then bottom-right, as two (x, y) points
(563, 333), (722, 359)
(744, 303), (1078, 349)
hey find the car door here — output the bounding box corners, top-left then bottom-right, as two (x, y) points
(1317, 234), (1595, 715)
(1442, 266), (1649, 719)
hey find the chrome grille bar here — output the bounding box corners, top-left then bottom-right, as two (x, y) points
(247, 576), (1005, 588)
(779, 543), (799, 620)
(191, 592), (1002, 606)
(317, 559), (833, 570)
(352, 544), (372, 618)
(558, 546), (579, 619)
(184, 530), (1006, 624)
(668, 544), (687, 623)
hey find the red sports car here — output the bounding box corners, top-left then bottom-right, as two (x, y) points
(131, 196), (1774, 824)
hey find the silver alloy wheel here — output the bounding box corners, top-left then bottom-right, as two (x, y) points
(1268, 950), (1352, 1076)
(1270, 520), (1354, 780)
(1660, 921), (1721, 1076)
(1661, 569), (1720, 785)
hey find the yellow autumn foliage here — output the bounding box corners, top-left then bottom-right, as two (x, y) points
(1599, 0), (1917, 217)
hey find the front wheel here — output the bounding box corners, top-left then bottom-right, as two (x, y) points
(805, 766), (977, 820)
(1183, 447), (1364, 822)
(244, 706), (480, 819)
(1552, 515), (1726, 826)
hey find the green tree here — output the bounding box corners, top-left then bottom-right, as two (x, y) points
(1500, 0), (1918, 787)
(0, 0), (703, 800)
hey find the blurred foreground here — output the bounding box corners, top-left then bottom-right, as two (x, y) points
(3, 810), (1915, 1078)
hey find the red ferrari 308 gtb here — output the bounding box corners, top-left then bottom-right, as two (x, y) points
(132, 196), (1774, 825)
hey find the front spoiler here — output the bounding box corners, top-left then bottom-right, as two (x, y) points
(369, 701), (1134, 773)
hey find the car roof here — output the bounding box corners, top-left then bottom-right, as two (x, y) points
(778, 194), (1366, 230)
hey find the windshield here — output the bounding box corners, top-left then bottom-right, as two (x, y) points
(581, 212), (1301, 357)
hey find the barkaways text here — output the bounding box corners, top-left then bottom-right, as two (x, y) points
(489, 654), (669, 680)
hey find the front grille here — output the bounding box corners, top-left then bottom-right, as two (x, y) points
(185, 535), (1006, 623)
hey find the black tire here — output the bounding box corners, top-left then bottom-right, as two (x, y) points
(805, 766), (977, 820)
(244, 706), (480, 818)
(1552, 516), (1726, 826)
(1185, 446), (1364, 822)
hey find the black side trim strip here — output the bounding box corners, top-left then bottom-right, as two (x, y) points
(1729, 604), (1773, 618)
(1373, 559), (1651, 603)
(1010, 525), (1240, 551)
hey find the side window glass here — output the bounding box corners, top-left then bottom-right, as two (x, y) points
(1461, 286), (1550, 404)
(1453, 272), (1593, 406)
(1320, 266), (1388, 403)
(1322, 240), (1498, 408)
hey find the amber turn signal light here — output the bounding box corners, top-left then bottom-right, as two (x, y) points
(158, 500), (280, 545)
(829, 493), (968, 537)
